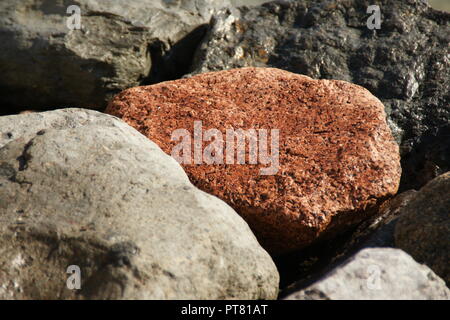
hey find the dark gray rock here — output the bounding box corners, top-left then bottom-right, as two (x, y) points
(0, 108), (279, 299)
(284, 248), (450, 300)
(399, 124), (450, 190)
(0, 0), (231, 114)
(190, 0), (450, 190)
(395, 172), (450, 285)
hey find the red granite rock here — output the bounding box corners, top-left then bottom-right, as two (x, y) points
(106, 67), (401, 255)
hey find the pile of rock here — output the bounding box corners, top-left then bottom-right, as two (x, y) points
(106, 67), (401, 255)
(0, 0), (448, 300)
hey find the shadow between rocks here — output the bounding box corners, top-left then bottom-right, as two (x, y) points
(276, 190), (418, 299)
(143, 25), (209, 85)
(274, 226), (358, 299)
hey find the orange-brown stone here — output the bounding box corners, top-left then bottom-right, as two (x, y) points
(106, 67), (401, 255)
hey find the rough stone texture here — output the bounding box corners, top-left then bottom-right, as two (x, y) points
(0, 0), (231, 114)
(395, 172), (450, 285)
(276, 189), (417, 297)
(106, 67), (401, 255)
(189, 0), (450, 191)
(0, 108), (279, 300)
(284, 248), (450, 300)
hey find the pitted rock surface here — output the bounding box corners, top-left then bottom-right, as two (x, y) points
(107, 67), (401, 254)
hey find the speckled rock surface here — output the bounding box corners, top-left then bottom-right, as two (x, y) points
(284, 248), (450, 300)
(395, 172), (450, 285)
(107, 67), (401, 255)
(0, 0), (231, 114)
(189, 0), (450, 191)
(0, 108), (279, 300)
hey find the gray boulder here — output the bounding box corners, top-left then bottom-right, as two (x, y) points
(395, 172), (450, 285)
(285, 248), (450, 300)
(0, 0), (230, 113)
(0, 108), (131, 149)
(190, 0), (450, 190)
(0, 109), (279, 299)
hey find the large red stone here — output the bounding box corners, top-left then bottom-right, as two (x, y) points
(106, 67), (401, 255)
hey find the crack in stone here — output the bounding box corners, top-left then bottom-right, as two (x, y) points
(0, 137), (36, 188)
(16, 140), (33, 172)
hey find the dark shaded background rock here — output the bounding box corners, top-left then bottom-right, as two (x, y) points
(189, 0), (450, 190)
(399, 125), (450, 190)
(0, 0), (231, 114)
(284, 248), (450, 300)
(107, 67), (401, 255)
(0, 109), (279, 299)
(395, 172), (450, 285)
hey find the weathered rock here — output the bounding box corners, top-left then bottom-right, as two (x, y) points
(106, 67), (401, 255)
(0, 0), (230, 114)
(0, 108), (128, 149)
(400, 125), (450, 190)
(395, 172), (450, 285)
(0, 108), (279, 300)
(190, 0), (450, 190)
(285, 248), (450, 300)
(275, 190), (417, 296)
